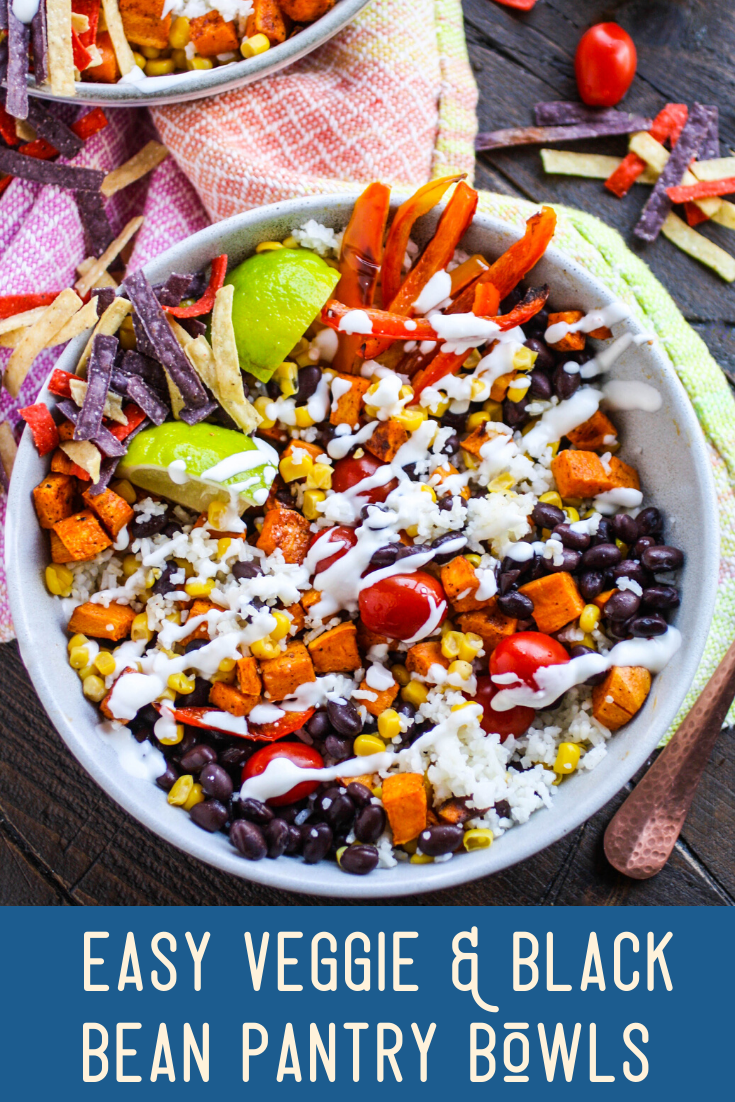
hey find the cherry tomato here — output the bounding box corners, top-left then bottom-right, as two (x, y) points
(242, 741), (324, 806)
(332, 452), (399, 504)
(359, 571), (447, 641)
(473, 676), (535, 742)
(575, 23), (637, 107)
(309, 525), (358, 575)
(490, 631), (570, 690)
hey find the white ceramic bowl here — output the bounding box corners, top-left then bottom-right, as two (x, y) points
(26, 0), (371, 107)
(6, 193), (719, 898)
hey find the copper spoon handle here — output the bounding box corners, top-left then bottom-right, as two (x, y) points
(604, 637), (735, 879)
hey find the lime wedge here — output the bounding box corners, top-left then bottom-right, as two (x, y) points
(118, 423), (279, 512)
(226, 247), (340, 382)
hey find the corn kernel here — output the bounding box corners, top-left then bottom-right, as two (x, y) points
(45, 563), (74, 597)
(482, 399), (504, 421)
(215, 658), (235, 674)
(450, 700), (471, 712)
(391, 663), (410, 687)
(425, 395), (450, 417)
(487, 472), (515, 492)
(180, 782), (203, 811)
(539, 491), (563, 509)
(410, 853), (434, 864)
(250, 637), (281, 661)
(210, 668), (237, 685)
(241, 32), (271, 58)
(205, 500), (227, 530)
(254, 396), (275, 429)
(463, 348), (482, 370)
(168, 672), (195, 695)
(507, 379), (531, 403)
(146, 58), (175, 76)
(579, 604), (601, 633)
(441, 631), (463, 659)
(353, 448), (365, 459)
(464, 552), (482, 568)
(553, 741), (581, 775)
(122, 554), (139, 578)
(377, 709), (401, 741)
(466, 410), (491, 431)
(69, 646), (90, 670)
(77, 663), (95, 681)
(131, 613), (153, 643)
(263, 610), (288, 642)
(132, 51), (146, 69)
(158, 723), (184, 747)
(217, 537), (232, 559)
(302, 488), (326, 521)
(335, 845), (348, 867)
(354, 734), (386, 756)
(615, 538), (628, 555)
(82, 675), (107, 702)
(279, 452), (313, 482)
(549, 440), (560, 458)
(395, 405), (427, 433)
(187, 55), (213, 70)
(158, 687), (176, 702)
(405, 524), (419, 538)
(171, 47), (187, 69)
(512, 345), (537, 372)
(168, 14), (190, 47)
(562, 496), (583, 510)
(94, 651), (116, 677)
(255, 240), (283, 253)
(184, 579), (215, 598)
(145, 567), (161, 588)
(294, 406), (315, 428)
(564, 506), (580, 523)
(274, 359), (298, 395)
(372, 786), (383, 800)
(68, 633), (88, 652)
(306, 462), (332, 490)
(463, 828), (494, 851)
(401, 680), (429, 707)
(469, 378), (488, 402)
(141, 44), (161, 58)
(458, 632), (483, 662)
(168, 775), (194, 806)
(282, 236), (299, 249)
(448, 659), (473, 682)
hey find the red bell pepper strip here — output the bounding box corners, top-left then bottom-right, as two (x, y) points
(381, 174), (465, 310)
(605, 103), (688, 198)
(72, 28), (93, 71)
(72, 108), (109, 142)
(331, 181), (391, 375)
(17, 138), (57, 161)
(0, 176), (12, 199)
(0, 106), (20, 147)
(162, 254), (228, 318)
(157, 704), (315, 741)
(107, 403), (147, 441)
(0, 293), (59, 320)
(685, 201), (710, 227)
(667, 177), (735, 203)
(19, 403), (60, 456)
(47, 368), (76, 398)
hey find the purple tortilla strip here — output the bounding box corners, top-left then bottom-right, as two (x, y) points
(76, 190), (114, 257)
(185, 271), (208, 300)
(6, 10), (30, 121)
(534, 102), (640, 127)
(0, 147), (104, 189)
(87, 456), (120, 496)
(131, 311), (157, 359)
(123, 269), (209, 412)
(119, 348), (169, 394)
(125, 375), (169, 425)
(30, 1), (48, 86)
(179, 316), (207, 339)
(156, 272), (194, 307)
(56, 398), (126, 459)
(178, 400), (218, 426)
(699, 105), (719, 161)
(27, 99), (82, 157)
(0, 0), (7, 31)
(476, 116), (653, 151)
(74, 334), (117, 441)
(94, 287), (116, 315)
(634, 102), (711, 243)
(110, 369), (132, 396)
(0, 40), (7, 87)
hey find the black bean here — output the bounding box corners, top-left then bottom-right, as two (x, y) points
(184, 638), (208, 654)
(641, 585), (680, 610)
(498, 570), (521, 595)
(367, 545), (399, 572)
(607, 618), (633, 641)
(636, 507), (663, 535)
(239, 797), (274, 825)
(327, 698), (362, 737)
(347, 782), (373, 807)
(641, 545), (684, 572)
(605, 590), (641, 621)
(296, 365), (321, 403)
(155, 762), (179, 792)
(130, 725), (151, 744)
(361, 502), (389, 523)
(497, 591), (534, 618)
(611, 513), (638, 544)
(532, 501), (565, 529)
(200, 762), (234, 801)
(503, 396), (530, 428)
(180, 744), (217, 772)
(594, 517), (614, 545)
(395, 700), (416, 721)
(501, 287), (523, 312)
(552, 363), (580, 400)
(163, 521), (183, 540)
(317, 787), (355, 831)
(611, 559), (648, 587)
(339, 844), (379, 875)
(524, 336), (555, 372)
(130, 509), (169, 538)
(219, 745), (251, 769)
(307, 710), (332, 740)
(264, 818), (290, 859)
(527, 368), (552, 400)
(431, 532), (467, 564)
(285, 824), (302, 855)
(302, 822), (332, 864)
(524, 307), (548, 337)
(170, 728), (198, 760)
(151, 560), (178, 596)
(437, 494), (458, 513)
(543, 548), (582, 573)
(632, 536), (657, 560)
(190, 799), (229, 833)
(579, 571), (605, 601)
(231, 819), (267, 859)
(581, 542), (622, 569)
(232, 560), (263, 581)
(441, 409), (468, 432)
(278, 802), (306, 824)
(439, 431), (460, 456)
(552, 522), (590, 551)
(493, 799), (512, 819)
(325, 734), (351, 761)
(179, 676), (211, 708)
(354, 804), (386, 844)
(630, 613), (668, 637)
(418, 823), (463, 856)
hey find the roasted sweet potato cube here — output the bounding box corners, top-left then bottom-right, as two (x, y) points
(358, 677), (399, 717)
(68, 601), (136, 641)
(209, 680), (262, 718)
(33, 473), (76, 529)
(329, 372), (371, 426)
(461, 422), (501, 458)
(189, 11), (239, 55)
(307, 621), (361, 674)
(57, 420), (75, 442)
(594, 588), (617, 610)
(50, 448), (74, 475)
(550, 450), (615, 500)
(437, 796), (485, 825)
(365, 420), (409, 463)
(82, 32), (120, 84)
(489, 372), (514, 402)
(457, 600), (517, 654)
(337, 772), (376, 790)
(260, 641), (315, 700)
(518, 571), (585, 634)
(280, 0), (335, 21)
(432, 463), (470, 500)
(592, 666), (652, 731)
(440, 555), (487, 612)
(52, 510), (112, 561)
(246, 0), (290, 44)
(182, 598), (218, 643)
(566, 409), (618, 451)
(406, 641), (448, 677)
(256, 505), (311, 564)
(82, 486), (135, 538)
(301, 589), (322, 615)
(119, 0), (171, 48)
(237, 656), (262, 696)
(382, 773), (427, 845)
(284, 602), (305, 633)
(546, 310), (585, 352)
(50, 531), (75, 563)
(607, 455), (640, 490)
(357, 622), (394, 651)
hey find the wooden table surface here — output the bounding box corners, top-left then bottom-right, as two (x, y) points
(1, 0), (733, 907)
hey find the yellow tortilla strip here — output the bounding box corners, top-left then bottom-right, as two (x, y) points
(211, 284), (261, 434)
(712, 200), (735, 231)
(691, 157), (735, 182)
(0, 330), (24, 349)
(0, 422), (18, 481)
(74, 216), (145, 298)
(15, 119), (36, 142)
(71, 11), (89, 31)
(60, 440), (102, 483)
(46, 0), (76, 96)
(50, 297), (100, 346)
(661, 211), (735, 282)
(100, 0), (135, 76)
(4, 290), (83, 398)
(76, 297), (133, 374)
(0, 306), (48, 336)
(540, 148), (657, 184)
(101, 142), (170, 198)
(69, 378), (128, 424)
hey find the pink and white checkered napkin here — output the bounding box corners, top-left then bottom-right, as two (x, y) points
(0, 0), (477, 639)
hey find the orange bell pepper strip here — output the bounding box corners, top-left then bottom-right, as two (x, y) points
(157, 704), (315, 740)
(474, 205), (556, 303)
(380, 173), (466, 309)
(331, 181), (391, 375)
(450, 253), (490, 296)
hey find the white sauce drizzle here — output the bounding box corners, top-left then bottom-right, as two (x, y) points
(338, 309), (373, 335)
(544, 301), (631, 345)
(239, 750), (393, 802)
(413, 270), (453, 314)
(522, 387), (602, 458)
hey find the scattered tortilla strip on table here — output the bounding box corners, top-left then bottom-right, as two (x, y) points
(0, 422), (18, 482)
(540, 149), (657, 183)
(60, 440), (102, 483)
(712, 201), (735, 231)
(74, 216), (144, 298)
(4, 290), (83, 398)
(691, 157), (735, 182)
(100, 0), (136, 76)
(667, 177), (735, 204)
(100, 141), (169, 197)
(77, 297), (132, 374)
(76, 191), (114, 259)
(210, 284), (261, 434)
(476, 115), (653, 151)
(699, 105), (720, 161)
(534, 102), (649, 127)
(629, 130), (721, 218)
(26, 98), (83, 157)
(634, 102), (711, 242)
(0, 148), (103, 190)
(661, 211), (735, 281)
(46, 0), (76, 97)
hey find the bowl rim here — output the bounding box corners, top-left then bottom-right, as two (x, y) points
(24, 0), (372, 108)
(6, 191), (720, 899)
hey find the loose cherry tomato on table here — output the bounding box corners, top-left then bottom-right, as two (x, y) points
(308, 525), (358, 575)
(359, 571), (447, 641)
(575, 23), (637, 107)
(490, 631), (570, 690)
(242, 741), (324, 806)
(473, 676), (535, 741)
(332, 452), (399, 504)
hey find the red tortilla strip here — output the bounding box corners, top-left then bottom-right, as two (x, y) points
(72, 108), (109, 141)
(161, 254), (228, 318)
(605, 103), (688, 198)
(17, 138), (57, 160)
(667, 177), (735, 203)
(685, 202), (710, 227)
(19, 403), (60, 456)
(0, 106), (20, 147)
(0, 293), (60, 320)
